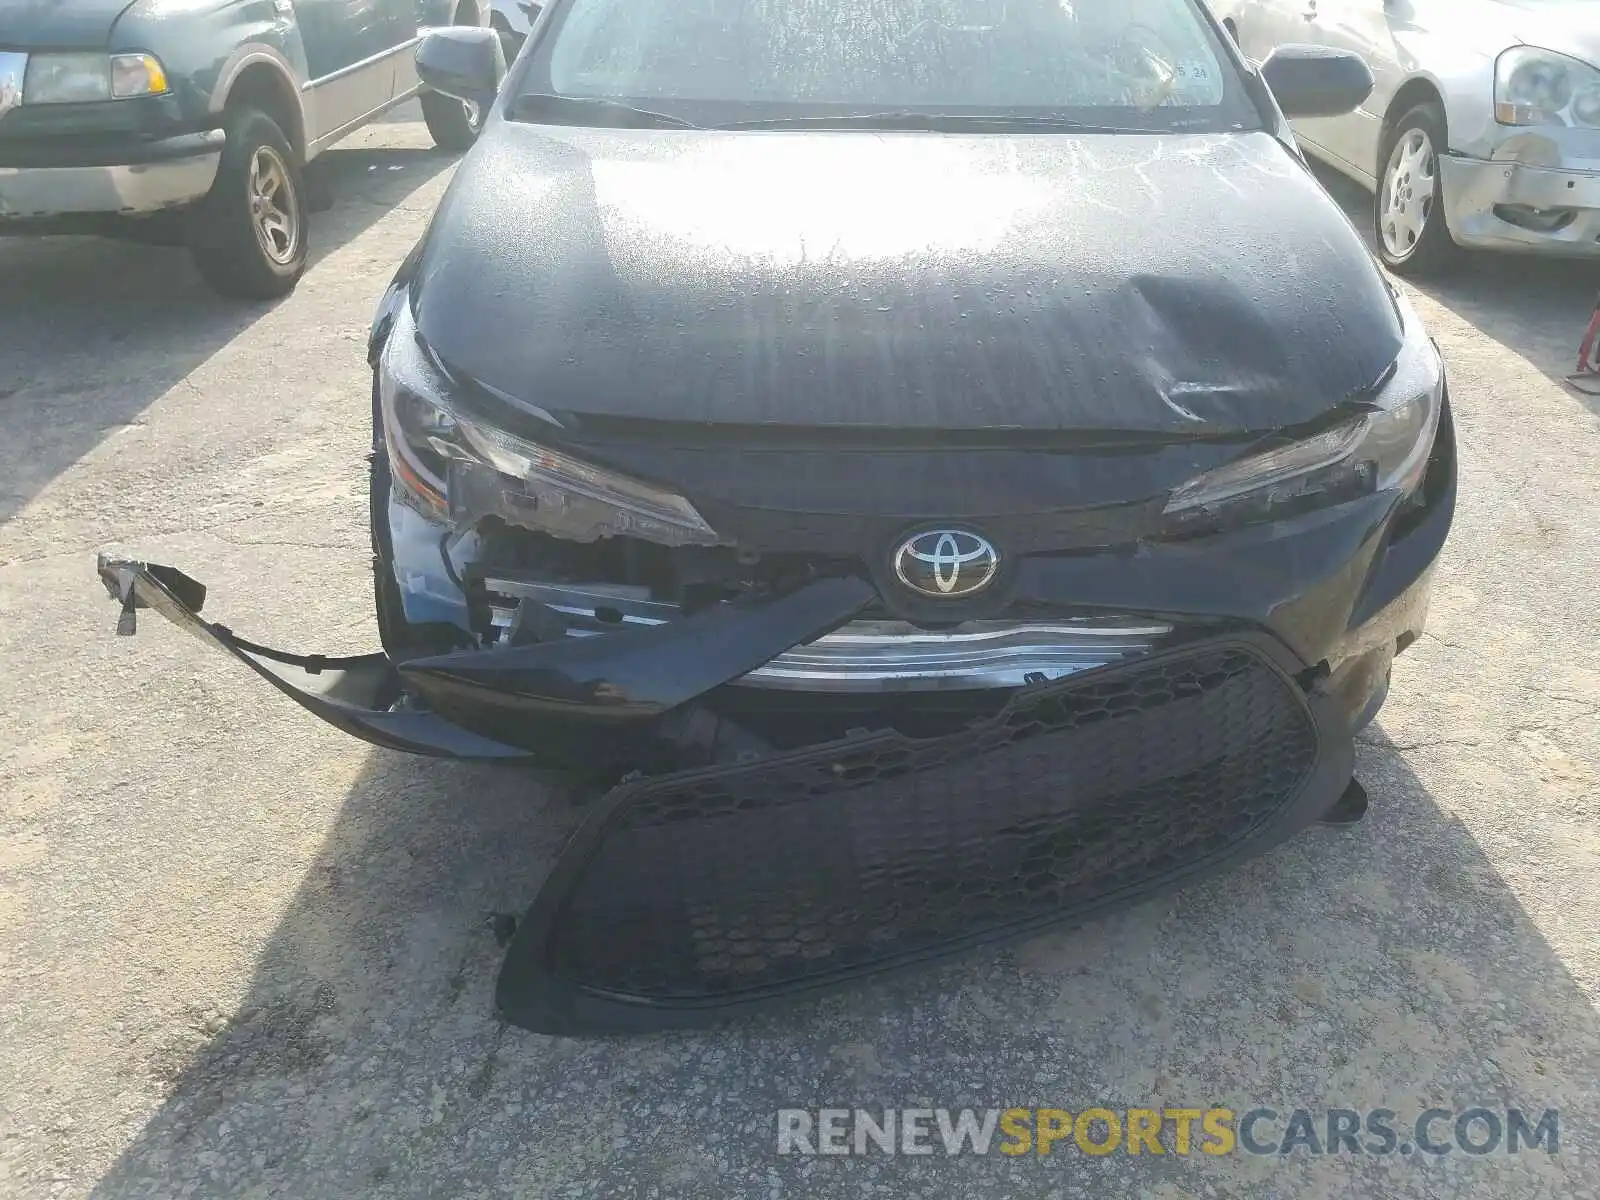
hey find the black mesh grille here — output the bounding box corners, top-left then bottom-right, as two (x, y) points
(542, 642), (1319, 1003)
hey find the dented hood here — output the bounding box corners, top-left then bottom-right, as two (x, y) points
(412, 126), (1402, 435)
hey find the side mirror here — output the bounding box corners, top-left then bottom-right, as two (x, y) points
(1259, 44), (1374, 119)
(416, 26), (506, 110)
(516, 0), (542, 16)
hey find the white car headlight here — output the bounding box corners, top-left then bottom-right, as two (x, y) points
(23, 53), (169, 103)
(1495, 46), (1600, 128)
(378, 304), (722, 548)
(1164, 292), (1443, 531)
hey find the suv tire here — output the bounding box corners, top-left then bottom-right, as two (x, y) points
(187, 107), (308, 300)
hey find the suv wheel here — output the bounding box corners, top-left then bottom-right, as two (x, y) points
(1374, 102), (1460, 276)
(187, 107), (308, 299)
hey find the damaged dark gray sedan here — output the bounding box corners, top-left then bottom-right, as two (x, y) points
(100, 0), (1456, 1034)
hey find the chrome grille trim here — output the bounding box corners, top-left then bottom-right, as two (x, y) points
(739, 618), (1170, 691)
(482, 578), (1170, 692)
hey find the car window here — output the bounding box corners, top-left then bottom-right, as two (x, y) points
(519, 0), (1259, 131)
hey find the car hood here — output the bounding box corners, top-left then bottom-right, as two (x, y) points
(1507, 2), (1600, 65)
(1422, 0), (1600, 63)
(412, 126), (1402, 436)
(1, 0), (140, 49)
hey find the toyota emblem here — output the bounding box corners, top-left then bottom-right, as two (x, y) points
(893, 529), (1000, 598)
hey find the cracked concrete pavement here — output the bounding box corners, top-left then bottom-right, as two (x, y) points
(1, 111), (1598, 1198)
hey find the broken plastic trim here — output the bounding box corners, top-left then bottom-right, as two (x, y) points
(96, 555), (536, 759)
(476, 577), (1175, 692)
(396, 576), (878, 719)
(494, 631), (1355, 1034)
(96, 554), (876, 754)
(98, 556), (1362, 1037)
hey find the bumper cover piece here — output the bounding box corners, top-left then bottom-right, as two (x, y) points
(0, 130), (224, 218)
(398, 576), (875, 719)
(1441, 156), (1600, 257)
(97, 555), (538, 760)
(96, 554), (873, 754)
(496, 634), (1353, 1035)
(100, 557), (1355, 1035)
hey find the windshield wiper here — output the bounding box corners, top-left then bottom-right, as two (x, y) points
(719, 111), (1155, 133)
(508, 93), (701, 129)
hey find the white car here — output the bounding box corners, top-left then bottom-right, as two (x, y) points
(1211, 0), (1600, 272)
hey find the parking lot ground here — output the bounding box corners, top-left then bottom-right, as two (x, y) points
(2, 118), (1598, 1199)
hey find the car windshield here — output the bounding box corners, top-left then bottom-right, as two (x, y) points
(514, 0), (1260, 132)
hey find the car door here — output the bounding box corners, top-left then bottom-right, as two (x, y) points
(294, 0), (403, 152)
(1295, 0), (1405, 183)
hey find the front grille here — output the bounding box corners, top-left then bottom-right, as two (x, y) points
(479, 576), (1171, 691)
(501, 638), (1339, 1029)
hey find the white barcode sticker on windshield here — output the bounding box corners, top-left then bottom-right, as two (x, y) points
(1170, 60), (1223, 103)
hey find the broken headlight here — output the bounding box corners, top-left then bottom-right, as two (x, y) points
(1163, 291), (1443, 533)
(377, 304), (722, 547)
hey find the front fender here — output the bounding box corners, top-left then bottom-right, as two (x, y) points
(112, 0), (309, 128)
(1398, 48), (1495, 153)
(207, 40), (311, 116)
(368, 243), (424, 366)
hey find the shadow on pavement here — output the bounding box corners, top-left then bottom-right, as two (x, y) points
(0, 140), (455, 528)
(86, 733), (1599, 1196)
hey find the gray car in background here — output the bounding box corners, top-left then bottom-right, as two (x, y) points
(1213, 0), (1600, 273)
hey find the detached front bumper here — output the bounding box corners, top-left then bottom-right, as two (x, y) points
(96, 395), (1455, 1033)
(0, 129), (223, 221)
(1441, 154), (1600, 257)
(499, 634), (1354, 1033)
(97, 556), (1359, 1033)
